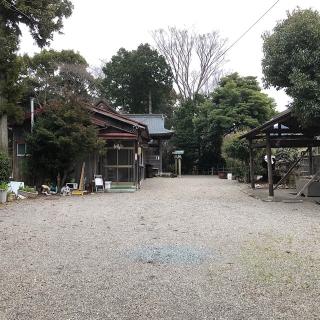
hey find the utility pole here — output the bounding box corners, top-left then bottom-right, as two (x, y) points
(148, 90), (152, 114)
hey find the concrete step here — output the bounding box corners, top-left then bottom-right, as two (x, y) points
(106, 188), (136, 193)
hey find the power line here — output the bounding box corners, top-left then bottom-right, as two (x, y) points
(218, 0), (281, 60)
(1, 0), (34, 22)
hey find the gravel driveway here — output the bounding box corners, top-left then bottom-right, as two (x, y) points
(1, 176), (320, 320)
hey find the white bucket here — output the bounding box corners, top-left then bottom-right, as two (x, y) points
(0, 190), (7, 203)
(227, 173), (233, 180)
(104, 181), (112, 190)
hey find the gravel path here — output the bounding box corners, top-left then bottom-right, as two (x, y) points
(1, 176), (320, 319)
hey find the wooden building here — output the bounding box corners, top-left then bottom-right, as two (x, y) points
(127, 114), (173, 174)
(89, 101), (150, 186)
(242, 109), (320, 197)
(9, 101), (150, 188)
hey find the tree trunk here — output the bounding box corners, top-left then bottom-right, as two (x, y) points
(0, 113), (8, 153)
(61, 171), (68, 191)
(57, 173), (62, 192)
(148, 90), (152, 114)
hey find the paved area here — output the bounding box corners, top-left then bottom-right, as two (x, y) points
(1, 176), (320, 320)
(245, 184), (320, 203)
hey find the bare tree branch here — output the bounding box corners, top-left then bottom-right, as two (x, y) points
(152, 27), (227, 100)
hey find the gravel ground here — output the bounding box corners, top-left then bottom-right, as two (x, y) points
(0, 176), (320, 320)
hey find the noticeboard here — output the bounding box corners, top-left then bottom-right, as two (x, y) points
(172, 150), (184, 155)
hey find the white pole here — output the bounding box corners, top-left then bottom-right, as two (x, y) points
(30, 97), (35, 132)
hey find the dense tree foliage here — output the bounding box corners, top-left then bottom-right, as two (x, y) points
(22, 49), (96, 107)
(171, 99), (201, 172)
(26, 99), (101, 189)
(0, 0), (73, 115)
(262, 8), (320, 127)
(221, 132), (266, 181)
(208, 73), (276, 131)
(172, 73), (275, 173)
(0, 151), (10, 182)
(23, 50), (100, 187)
(221, 132), (250, 180)
(100, 44), (174, 114)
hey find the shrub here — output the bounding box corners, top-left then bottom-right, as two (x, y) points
(0, 181), (8, 191)
(0, 151), (10, 182)
(222, 131), (266, 181)
(19, 185), (36, 193)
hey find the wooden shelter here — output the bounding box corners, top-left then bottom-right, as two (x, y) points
(242, 109), (320, 197)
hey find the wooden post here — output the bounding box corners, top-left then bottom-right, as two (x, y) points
(79, 162), (85, 191)
(266, 133), (274, 197)
(12, 131), (15, 179)
(159, 139), (162, 174)
(178, 157), (182, 177)
(0, 113), (8, 153)
(175, 157), (178, 175)
(308, 146), (313, 175)
(134, 141), (138, 188)
(249, 139), (255, 189)
(273, 148), (308, 191)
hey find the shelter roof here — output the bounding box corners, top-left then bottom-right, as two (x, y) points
(241, 109), (294, 139)
(241, 108), (320, 148)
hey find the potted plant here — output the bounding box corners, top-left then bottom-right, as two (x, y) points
(18, 186), (38, 199)
(0, 182), (8, 204)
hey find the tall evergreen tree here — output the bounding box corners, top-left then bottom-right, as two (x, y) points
(262, 8), (320, 127)
(173, 73), (276, 172)
(0, 0), (73, 151)
(100, 44), (174, 114)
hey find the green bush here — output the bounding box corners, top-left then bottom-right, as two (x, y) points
(0, 181), (8, 191)
(19, 185), (36, 193)
(222, 132), (250, 180)
(222, 131), (266, 181)
(0, 152), (10, 182)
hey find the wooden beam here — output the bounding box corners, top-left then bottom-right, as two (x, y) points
(252, 140), (320, 149)
(273, 148), (308, 191)
(296, 168), (320, 198)
(159, 139), (162, 174)
(266, 133), (274, 197)
(308, 147), (313, 175)
(249, 140), (255, 189)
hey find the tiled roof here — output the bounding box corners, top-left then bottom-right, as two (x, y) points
(127, 114), (173, 137)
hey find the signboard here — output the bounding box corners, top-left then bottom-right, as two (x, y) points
(172, 150), (184, 155)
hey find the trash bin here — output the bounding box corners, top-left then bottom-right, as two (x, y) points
(105, 181), (112, 190)
(146, 164), (153, 178)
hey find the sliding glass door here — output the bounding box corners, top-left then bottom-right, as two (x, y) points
(105, 142), (135, 183)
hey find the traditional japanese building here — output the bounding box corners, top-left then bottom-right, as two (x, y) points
(89, 101), (150, 185)
(127, 114), (173, 174)
(10, 101), (150, 188)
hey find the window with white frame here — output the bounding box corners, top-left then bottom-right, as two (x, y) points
(17, 143), (28, 156)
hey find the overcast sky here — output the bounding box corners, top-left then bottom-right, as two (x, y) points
(19, 0), (320, 111)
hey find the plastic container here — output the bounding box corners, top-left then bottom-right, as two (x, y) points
(105, 181), (112, 190)
(0, 190), (7, 203)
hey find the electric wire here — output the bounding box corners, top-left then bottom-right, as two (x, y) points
(218, 0), (281, 60)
